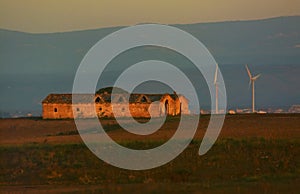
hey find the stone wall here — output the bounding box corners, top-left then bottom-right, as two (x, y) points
(43, 103), (74, 119)
(179, 96), (190, 114)
(42, 94), (189, 119)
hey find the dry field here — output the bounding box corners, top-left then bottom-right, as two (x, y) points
(0, 114), (299, 193)
(1, 114), (299, 144)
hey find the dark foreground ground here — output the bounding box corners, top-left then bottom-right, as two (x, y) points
(0, 114), (299, 193)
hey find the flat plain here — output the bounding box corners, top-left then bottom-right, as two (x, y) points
(0, 114), (299, 193)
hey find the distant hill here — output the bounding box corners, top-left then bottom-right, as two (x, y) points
(0, 16), (299, 115)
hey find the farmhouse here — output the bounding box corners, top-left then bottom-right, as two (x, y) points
(42, 87), (190, 119)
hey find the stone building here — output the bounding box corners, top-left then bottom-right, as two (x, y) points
(42, 87), (190, 119)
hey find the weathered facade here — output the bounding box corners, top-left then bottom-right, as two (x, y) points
(42, 88), (190, 119)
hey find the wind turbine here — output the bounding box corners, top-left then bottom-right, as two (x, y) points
(214, 64), (219, 114)
(245, 65), (261, 113)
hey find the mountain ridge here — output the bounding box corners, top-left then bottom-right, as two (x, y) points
(0, 16), (299, 114)
(1, 15), (299, 34)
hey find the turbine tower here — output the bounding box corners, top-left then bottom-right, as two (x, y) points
(214, 64), (219, 114)
(245, 65), (261, 113)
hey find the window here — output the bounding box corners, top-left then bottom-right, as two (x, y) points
(54, 108), (57, 112)
(141, 96), (147, 103)
(95, 97), (101, 103)
(99, 107), (102, 111)
(76, 108), (80, 112)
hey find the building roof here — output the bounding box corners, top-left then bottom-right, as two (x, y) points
(42, 94), (95, 104)
(96, 87), (129, 94)
(42, 93), (180, 104)
(42, 87), (182, 104)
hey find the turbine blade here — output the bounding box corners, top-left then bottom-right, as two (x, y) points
(248, 80), (251, 90)
(214, 64), (218, 84)
(253, 74), (261, 80)
(245, 64), (252, 78)
(218, 87), (226, 97)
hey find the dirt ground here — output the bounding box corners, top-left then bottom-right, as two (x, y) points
(0, 114), (299, 193)
(0, 114), (299, 145)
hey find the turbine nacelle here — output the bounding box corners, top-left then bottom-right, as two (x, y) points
(252, 74), (261, 81)
(246, 64), (261, 80)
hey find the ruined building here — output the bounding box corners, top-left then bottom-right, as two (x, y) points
(42, 87), (190, 119)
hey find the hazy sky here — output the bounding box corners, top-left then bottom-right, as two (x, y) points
(0, 0), (299, 33)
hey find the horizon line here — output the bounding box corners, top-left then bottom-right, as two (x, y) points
(1, 15), (299, 35)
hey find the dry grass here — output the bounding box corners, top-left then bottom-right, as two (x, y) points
(0, 114), (299, 193)
(1, 114), (299, 144)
